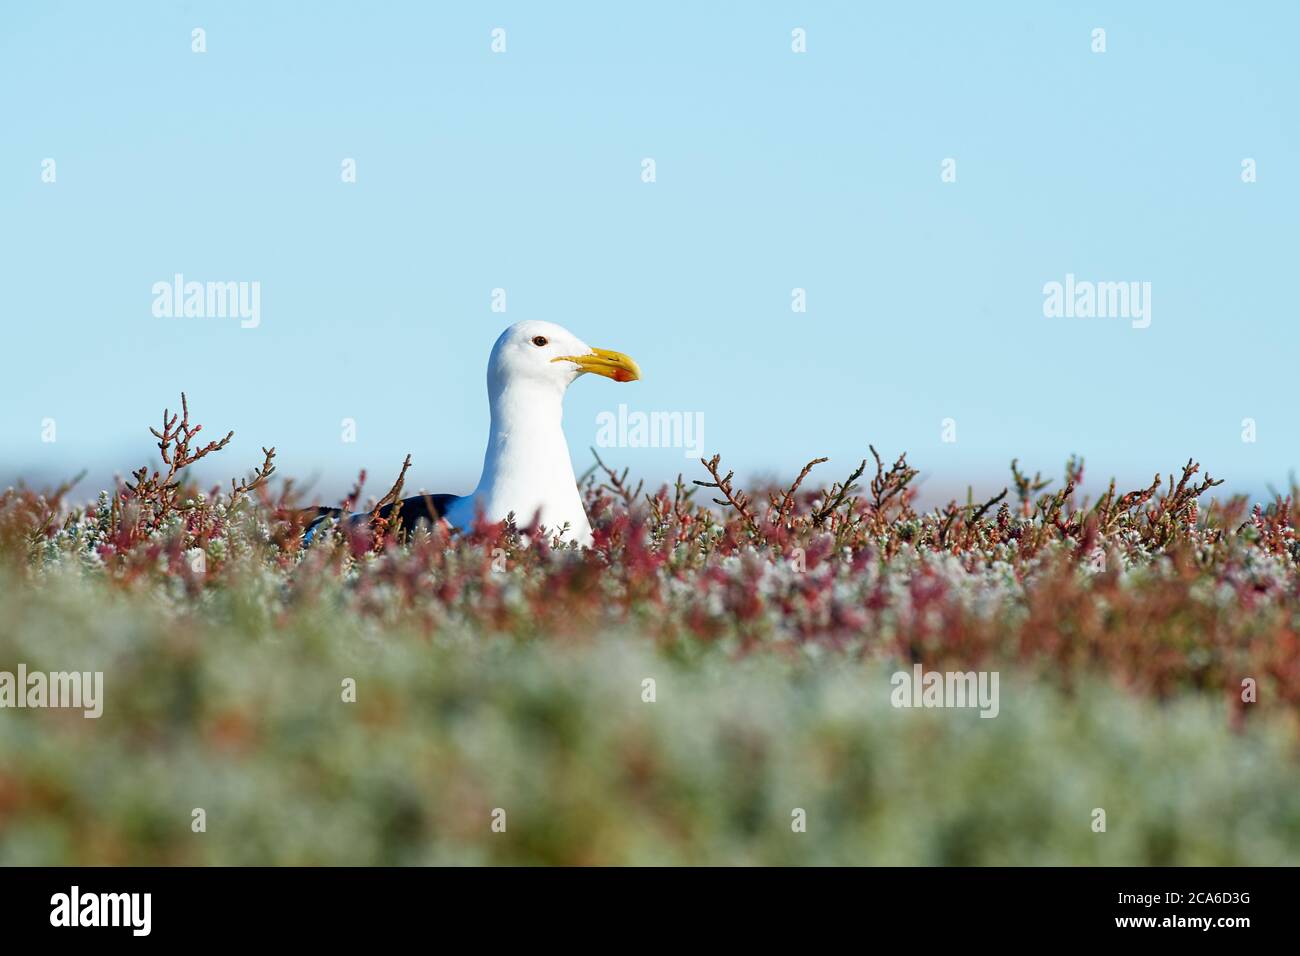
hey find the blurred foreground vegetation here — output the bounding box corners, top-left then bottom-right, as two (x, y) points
(2, 568), (1298, 865)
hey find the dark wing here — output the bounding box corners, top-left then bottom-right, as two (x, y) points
(302, 494), (460, 543)
(374, 494), (459, 533)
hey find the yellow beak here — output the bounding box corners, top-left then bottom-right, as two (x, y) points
(552, 347), (642, 383)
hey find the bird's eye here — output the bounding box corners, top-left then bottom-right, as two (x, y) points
(531, 335), (548, 347)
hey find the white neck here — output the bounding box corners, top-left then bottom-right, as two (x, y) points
(448, 377), (593, 546)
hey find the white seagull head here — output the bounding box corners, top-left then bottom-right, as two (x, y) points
(487, 319), (641, 396)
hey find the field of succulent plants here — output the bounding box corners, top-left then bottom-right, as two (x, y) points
(2, 396), (1299, 864)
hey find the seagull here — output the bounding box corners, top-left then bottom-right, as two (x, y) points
(306, 320), (641, 547)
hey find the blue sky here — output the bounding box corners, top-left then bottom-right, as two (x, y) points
(3, 2), (1297, 506)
